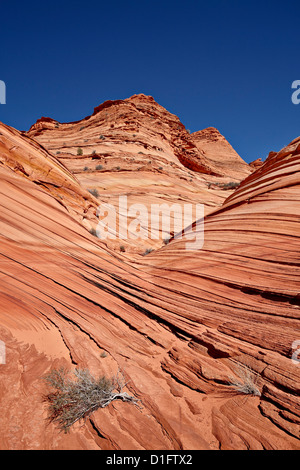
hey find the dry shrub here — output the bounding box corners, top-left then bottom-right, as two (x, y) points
(43, 368), (139, 432)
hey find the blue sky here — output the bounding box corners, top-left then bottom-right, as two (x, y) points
(0, 0), (299, 163)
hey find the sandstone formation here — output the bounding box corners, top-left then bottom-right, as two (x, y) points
(0, 121), (99, 226)
(27, 94), (251, 253)
(0, 101), (299, 450)
(249, 157), (264, 171)
(190, 127), (250, 179)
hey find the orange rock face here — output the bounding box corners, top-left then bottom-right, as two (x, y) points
(0, 121), (99, 227)
(0, 99), (299, 450)
(191, 127), (250, 179)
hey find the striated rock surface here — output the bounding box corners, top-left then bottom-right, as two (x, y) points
(145, 136), (300, 448)
(0, 122), (99, 228)
(0, 114), (299, 450)
(249, 157), (264, 171)
(27, 94), (251, 253)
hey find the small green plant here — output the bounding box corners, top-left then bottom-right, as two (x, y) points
(83, 166), (89, 171)
(77, 147), (83, 156)
(43, 367), (138, 433)
(142, 248), (153, 256)
(116, 166), (121, 171)
(88, 188), (99, 198)
(99, 135), (105, 140)
(96, 164), (103, 170)
(221, 182), (240, 190)
(120, 245), (126, 252)
(89, 227), (97, 237)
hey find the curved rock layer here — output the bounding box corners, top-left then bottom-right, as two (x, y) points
(27, 94), (251, 253)
(0, 122), (299, 450)
(0, 122), (99, 226)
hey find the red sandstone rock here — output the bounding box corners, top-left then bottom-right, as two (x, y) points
(249, 157), (264, 171)
(0, 122), (99, 227)
(27, 94), (251, 253)
(0, 104), (299, 450)
(191, 127), (250, 179)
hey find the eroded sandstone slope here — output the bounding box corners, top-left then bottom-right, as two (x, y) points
(0, 121), (99, 227)
(0, 121), (299, 450)
(27, 94), (252, 253)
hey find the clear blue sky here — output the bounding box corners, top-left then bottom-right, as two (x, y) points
(0, 0), (299, 163)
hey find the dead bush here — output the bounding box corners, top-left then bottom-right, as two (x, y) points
(43, 367), (139, 432)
